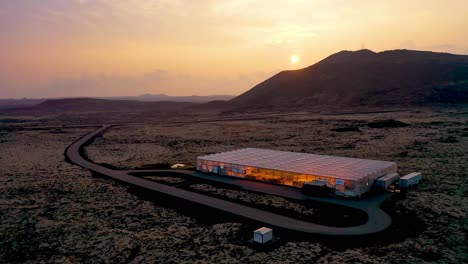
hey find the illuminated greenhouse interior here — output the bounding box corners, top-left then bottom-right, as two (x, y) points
(196, 148), (397, 197)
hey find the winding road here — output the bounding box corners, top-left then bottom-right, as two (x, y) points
(66, 125), (392, 236)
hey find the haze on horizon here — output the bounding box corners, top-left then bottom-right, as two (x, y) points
(1, 0), (467, 99)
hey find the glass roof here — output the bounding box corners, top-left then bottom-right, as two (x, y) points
(197, 148), (397, 181)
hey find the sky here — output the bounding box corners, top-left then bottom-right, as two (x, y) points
(1, 0), (467, 98)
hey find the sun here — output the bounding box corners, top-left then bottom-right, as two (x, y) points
(290, 54), (300, 64)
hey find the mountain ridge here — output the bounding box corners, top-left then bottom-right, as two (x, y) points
(0, 94), (235, 110)
(229, 49), (468, 110)
(1, 98), (196, 115)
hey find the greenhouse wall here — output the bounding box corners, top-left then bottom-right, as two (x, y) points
(197, 158), (367, 197)
(196, 148), (397, 197)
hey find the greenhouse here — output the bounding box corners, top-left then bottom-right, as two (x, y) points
(196, 148), (397, 197)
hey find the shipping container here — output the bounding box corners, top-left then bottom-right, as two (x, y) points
(375, 173), (400, 189)
(253, 227), (273, 244)
(399, 172), (422, 188)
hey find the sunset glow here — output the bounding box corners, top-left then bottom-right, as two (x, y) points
(291, 55), (300, 64)
(1, 0), (467, 98)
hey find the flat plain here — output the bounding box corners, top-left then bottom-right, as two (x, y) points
(1, 108), (467, 263)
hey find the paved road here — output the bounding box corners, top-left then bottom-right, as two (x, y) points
(126, 169), (393, 235)
(66, 125), (392, 236)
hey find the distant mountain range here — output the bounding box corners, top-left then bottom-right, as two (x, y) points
(3, 98), (196, 115)
(229, 49), (468, 110)
(97, 94), (235, 103)
(0, 94), (235, 111)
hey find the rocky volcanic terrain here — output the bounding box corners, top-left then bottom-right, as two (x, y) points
(0, 108), (465, 263)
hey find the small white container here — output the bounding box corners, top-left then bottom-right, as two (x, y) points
(399, 172), (422, 188)
(376, 173), (400, 189)
(253, 227), (273, 244)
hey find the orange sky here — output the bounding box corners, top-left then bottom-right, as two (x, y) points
(1, 0), (467, 98)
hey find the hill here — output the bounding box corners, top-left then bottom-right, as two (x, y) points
(0, 99), (47, 110)
(0, 94), (235, 111)
(98, 94), (235, 103)
(229, 49), (468, 110)
(3, 98), (195, 115)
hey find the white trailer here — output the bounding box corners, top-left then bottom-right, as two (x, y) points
(375, 173), (400, 189)
(253, 227), (273, 244)
(399, 172), (422, 188)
